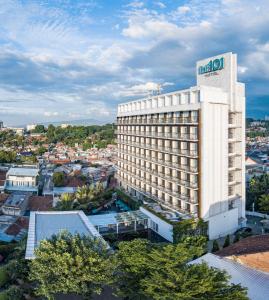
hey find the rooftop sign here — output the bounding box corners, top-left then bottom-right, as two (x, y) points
(198, 57), (224, 75)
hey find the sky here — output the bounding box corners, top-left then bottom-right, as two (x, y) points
(0, 0), (268, 126)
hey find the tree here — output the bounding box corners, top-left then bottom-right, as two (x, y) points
(29, 232), (111, 300)
(55, 193), (75, 211)
(52, 172), (65, 187)
(112, 239), (152, 299)
(223, 235), (231, 248)
(112, 238), (248, 300)
(258, 194), (269, 213)
(32, 125), (45, 133)
(212, 240), (220, 252)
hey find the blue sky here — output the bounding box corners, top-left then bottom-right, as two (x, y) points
(0, 0), (268, 125)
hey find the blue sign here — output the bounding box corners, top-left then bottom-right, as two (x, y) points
(198, 57), (224, 75)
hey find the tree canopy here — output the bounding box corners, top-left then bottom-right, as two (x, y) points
(52, 172), (65, 187)
(29, 232), (111, 300)
(112, 238), (248, 300)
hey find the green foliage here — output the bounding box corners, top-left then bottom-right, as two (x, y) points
(112, 238), (248, 300)
(4, 285), (23, 300)
(31, 125), (45, 133)
(247, 174), (269, 212)
(0, 267), (9, 287)
(0, 291), (8, 300)
(258, 194), (269, 213)
(55, 193), (75, 211)
(212, 240), (220, 252)
(0, 242), (19, 260)
(0, 150), (17, 163)
(223, 235), (231, 248)
(46, 124), (115, 147)
(52, 172), (65, 187)
(29, 232), (111, 300)
(36, 146), (47, 156)
(173, 218), (208, 243)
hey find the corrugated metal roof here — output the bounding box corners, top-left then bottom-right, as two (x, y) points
(7, 167), (39, 177)
(190, 253), (269, 300)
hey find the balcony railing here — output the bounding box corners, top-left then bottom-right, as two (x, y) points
(117, 158), (199, 190)
(116, 117), (198, 125)
(116, 140), (198, 157)
(116, 130), (198, 141)
(117, 149), (198, 174)
(118, 178), (199, 213)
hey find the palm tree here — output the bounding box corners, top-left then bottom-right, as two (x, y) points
(76, 185), (89, 204)
(57, 193), (74, 210)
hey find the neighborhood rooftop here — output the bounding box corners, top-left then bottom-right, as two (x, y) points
(6, 167), (39, 177)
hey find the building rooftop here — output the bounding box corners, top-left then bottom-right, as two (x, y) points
(7, 167), (39, 177)
(216, 235), (269, 273)
(190, 253), (269, 300)
(4, 193), (30, 208)
(25, 210), (108, 259)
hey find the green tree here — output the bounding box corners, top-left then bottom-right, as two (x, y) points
(223, 235), (230, 248)
(52, 172), (65, 187)
(112, 239), (248, 300)
(55, 193), (75, 211)
(212, 240), (220, 252)
(32, 125), (45, 133)
(258, 194), (269, 213)
(112, 239), (152, 299)
(29, 232), (111, 300)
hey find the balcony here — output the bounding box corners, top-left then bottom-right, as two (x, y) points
(116, 130), (198, 141)
(116, 117), (198, 125)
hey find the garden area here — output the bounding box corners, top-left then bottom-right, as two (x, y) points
(54, 186), (142, 216)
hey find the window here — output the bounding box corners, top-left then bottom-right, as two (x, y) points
(151, 220), (159, 232)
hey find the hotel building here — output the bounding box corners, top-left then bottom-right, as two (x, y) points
(116, 52), (245, 239)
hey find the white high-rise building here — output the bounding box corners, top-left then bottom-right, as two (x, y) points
(116, 52), (245, 239)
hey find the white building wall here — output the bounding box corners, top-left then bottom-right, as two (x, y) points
(200, 101), (229, 219)
(140, 206), (174, 242)
(208, 207), (238, 239)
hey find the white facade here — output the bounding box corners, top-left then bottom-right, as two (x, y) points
(116, 52), (245, 239)
(5, 167), (39, 193)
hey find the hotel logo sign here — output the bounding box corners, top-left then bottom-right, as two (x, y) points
(198, 57), (224, 75)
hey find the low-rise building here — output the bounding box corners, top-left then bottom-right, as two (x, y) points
(5, 167), (39, 193)
(2, 193), (30, 216)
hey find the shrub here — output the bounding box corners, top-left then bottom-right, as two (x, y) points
(212, 240), (220, 252)
(223, 235), (230, 248)
(0, 267), (9, 287)
(0, 291), (8, 300)
(233, 233), (240, 243)
(0, 243), (17, 259)
(5, 285), (23, 299)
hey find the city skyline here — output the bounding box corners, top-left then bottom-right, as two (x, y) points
(0, 0), (268, 126)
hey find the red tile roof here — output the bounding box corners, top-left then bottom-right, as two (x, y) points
(5, 217), (29, 236)
(28, 195), (53, 211)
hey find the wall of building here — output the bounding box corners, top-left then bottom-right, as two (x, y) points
(200, 101), (229, 219)
(208, 207), (238, 239)
(140, 206), (174, 242)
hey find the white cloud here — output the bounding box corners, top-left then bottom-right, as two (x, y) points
(176, 6), (191, 14)
(126, 1), (144, 8)
(44, 111), (59, 117)
(155, 2), (166, 9)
